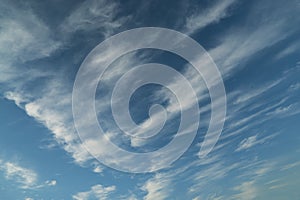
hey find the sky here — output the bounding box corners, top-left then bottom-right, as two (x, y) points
(0, 0), (300, 199)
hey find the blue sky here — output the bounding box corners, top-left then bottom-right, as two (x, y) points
(0, 0), (300, 199)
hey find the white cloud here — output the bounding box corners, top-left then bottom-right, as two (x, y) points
(0, 4), (60, 62)
(216, 62), (300, 145)
(60, 0), (127, 38)
(235, 134), (276, 152)
(3, 74), (96, 167)
(226, 160), (278, 199)
(210, 22), (289, 79)
(156, 0), (300, 161)
(1, 161), (38, 189)
(93, 165), (103, 173)
(126, 194), (138, 200)
(268, 183), (287, 190)
(275, 41), (300, 60)
(189, 161), (240, 194)
(0, 158), (57, 190)
(233, 181), (257, 200)
(1, 0), (298, 184)
(45, 179), (57, 186)
(73, 184), (116, 200)
(0, 2), (60, 85)
(140, 162), (198, 200)
(2, 49), (153, 173)
(4, 91), (27, 107)
(21, 93), (93, 165)
(192, 197), (201, 200)
(200, 1), (300, 82)
(280, 161), (300, 171)
(267, 103), (300, 118)
(184, 0), (237, 35)
(265, 179), (288, 190)
(141, 173), (172, 200)
(288, 83), (300, 92)
(233, 78), (283, 105)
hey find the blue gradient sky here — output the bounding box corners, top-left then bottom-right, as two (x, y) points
(0, 0), (300, 199)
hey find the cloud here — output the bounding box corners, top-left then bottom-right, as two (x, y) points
(1, 0), (295, 172)
(184, 0), (237, 35)
(0, 158), (57, 190)
(0, 161), (38, 189)
(268, 183), (287, 190)
(45, 180), (57, 186)
(141, 173), (173, 200)
(224, 159), (279, 199)
(93, 166), (103, 173)
(0, 1), (60, 85)
(267, 103), (300, 118)
(90, 161), (104, 174)
(280, 161), (300, 171)
(274, 40), (300, 60)
(0, 1), (299, 196)
(0, 2), (123, 167)
(233, 181), (257, 200)
(187, 149), (279, 198)
(235, 135), (257, 151)
(7, 89), (93, 166)
(73, 184), (116, 200)
(288, 83), (300, 92)
(192, 197), (201, 200)
(265, 179), (287, 190)
(219, 62), (299, 141)
(228, 160), (276, 199)
(60, 0), (127, 38)
(189, 160), (240, 194)
(233, 78), (283, 105)
(176, 0), (300, 159)
(4, 91), (27, 107)
(235, 134), (277, 152)
(0, 2), (60, 63)
(139, 161), (199, 200)
(203, 1), (300, 80)
(0, 0), (139, 173)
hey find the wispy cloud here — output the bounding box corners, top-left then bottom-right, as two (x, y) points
(45, 179), (57, 186)
(0, 161), (37, 189)
(60, 0), (128, 38)
(0, 1), (60, 85)
(73, 184), (116, 200)
(188, 160), (240, 195)
(184, 0), (237, 35)
(141, 173), (172, 200)
(0, 158), (56, 190)
(280, 161), (300, 171)
(205, 1), (300, 80)
(0, 0), (130, 172)
(233, 181), (257, 200)
(1, 2), (299, 200)
(235, 133), (277, 152)
(227, 159), (280, 199)
(275, 40), (300, 60)
(0, 2), (60, 62)
(265, 178), (288, 190)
